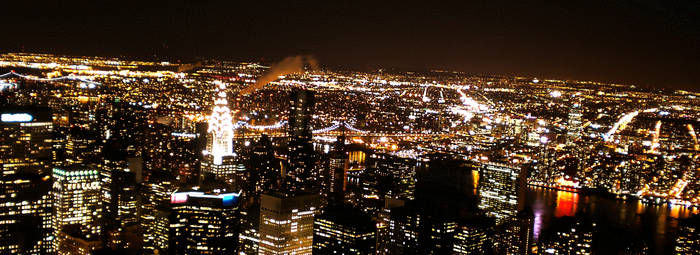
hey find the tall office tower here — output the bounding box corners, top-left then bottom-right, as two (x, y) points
(452, 219), (493, 254)
(100, 154), (141, 251)
(566, 101), (583, 146)
(239, 135), (279, 255)
(52, 166), (103, 250)
(618, 159), (647, 195)
(328, 135), (348, 203)
(64, 128), (101, 165)
(259, 191), (320, 255)
(674, 215), (700, 254)
(354, 165), (393, 215)
(112, 171), (138, 227)
(313, 205), (376, 254)
(539, 217), (595, 255)
(141, 171), (176, 254)
(99, 159), (118, 228)
(378, 202), (489, 255)
(0, 173), (54, 254)
(0, 107), (53, 176)
(495, 208), (534, 255)
(379, 204), (482, 255)
(380, 155), (483, 254)
(365, 153), (416, 201)
(238, 199), (261, 255)
(201, 82), (237, 180)
(169, 187), (241, 255)
(377, 203), (419, 254)
(101, 169), (139, 250)
(286, 89), (315, 189)
(376, 198), (405, 254)
(102, 158), (139, 223)
(248, 134), (279, 197)
(478, 162), (526, 225)
(57, 224), (102, 255)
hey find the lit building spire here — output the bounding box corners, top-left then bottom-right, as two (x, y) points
(207, 82), (234, 165)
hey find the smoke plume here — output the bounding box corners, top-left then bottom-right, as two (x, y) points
(178, 62), (202, 72)
(239, 55), (317, 95)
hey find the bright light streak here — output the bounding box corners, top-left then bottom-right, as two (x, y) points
(422, 87), (430, 102)
(650, 120), (662, 153)
(669, 179), (688, 198)
(687, 124), (699, 151)
(604, 111), (639, 142)
(245, 121), (287, 130)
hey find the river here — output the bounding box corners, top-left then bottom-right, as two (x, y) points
(526, 187), (699, 254)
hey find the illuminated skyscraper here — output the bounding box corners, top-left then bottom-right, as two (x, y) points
(328, 135), (348, 203)
(478, 162), (526, 225)
(52, 166), (103, 251)
(495, 208), (534, 255)
(63, 128), (101, 165)
(452, 219), (493, 254)
(567, 101), (583, 146)
(286, 89), (315, 189)
(379, 155), (485, 254)
(102, 169), (139, 250)
(247, 134), (279, 197)
(169, 187), (241, 254)
(539, 217), (594, 255)
(141, 171), (176, 254)
(0, 173), (53, 254)
(57, 225), (102, 255)
(0, 107), (53, 176)
(207, 82), (235, 164)
(0, 107), (54, 254)
(239, 134), (280, 254)
(377, 204), (420, 254)
(313, 205), (376, 255)
(202, 82), (237, 180)
(258, 191), (319, 255)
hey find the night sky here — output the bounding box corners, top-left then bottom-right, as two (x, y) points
(2, 0), (698, 91)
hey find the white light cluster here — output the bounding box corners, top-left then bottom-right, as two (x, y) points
(207, 82), (235, 165)
(1, 113), (33, 122)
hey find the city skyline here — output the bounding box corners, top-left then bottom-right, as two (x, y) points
(0, 51), (698, 254)
(1, 2), (699, 253)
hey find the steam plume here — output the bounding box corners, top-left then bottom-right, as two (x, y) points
(239, 56), (317, 95)
(178, 62), (202, 72)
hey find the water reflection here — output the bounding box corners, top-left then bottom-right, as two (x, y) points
(527, 187), (698, 254)
(554, 190), (578, 217)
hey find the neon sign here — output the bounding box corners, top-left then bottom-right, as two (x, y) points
(171, 191), (241, 206)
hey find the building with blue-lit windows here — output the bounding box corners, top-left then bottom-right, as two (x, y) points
(0, 107), (53, 176)
(168, 187), (241, 254)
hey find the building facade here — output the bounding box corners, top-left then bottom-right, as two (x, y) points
(258, 191), (319, 255)
(168, 189), (241, 254)
(313, 205), (376, 254)
(478, 162), (526, 224)
(52, 166), (103, 251)
(0, 108), (53, 176)
(286, 89), (315, 189)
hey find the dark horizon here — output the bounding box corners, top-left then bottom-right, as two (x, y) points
(2, 1), (699, 91)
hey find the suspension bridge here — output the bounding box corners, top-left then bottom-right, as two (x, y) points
(0, 71), (101, 85)
(233, 120), (453, 139)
